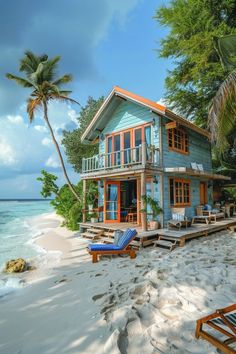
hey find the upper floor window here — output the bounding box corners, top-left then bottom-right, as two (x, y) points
(168, 127), (189, 154)
(106, 124), (152, 162)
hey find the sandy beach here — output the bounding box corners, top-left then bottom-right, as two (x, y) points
(0, 212), (235, 354)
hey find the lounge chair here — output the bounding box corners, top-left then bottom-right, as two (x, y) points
(88, 228), (137, 263)
(167, 207), (189, 231)
(192, 205), (212, 224)
(195, 303), (236, 354)
(202, 204), (225, 221)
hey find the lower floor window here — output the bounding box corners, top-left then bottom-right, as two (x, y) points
(169, 178), (190, 206)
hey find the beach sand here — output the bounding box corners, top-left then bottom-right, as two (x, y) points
(0, 212), (235, 354)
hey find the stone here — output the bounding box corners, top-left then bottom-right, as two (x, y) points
(5, 258), (28, 273)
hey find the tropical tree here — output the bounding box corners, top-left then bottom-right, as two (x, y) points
(209, 34), (236, 149)
(62, 96), (104, 172)
(6, 51), (80, 200)
(155, 0), (236, 127)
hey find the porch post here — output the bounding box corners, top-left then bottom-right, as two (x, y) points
(82, 179), (87, 223)
(141, 142), (147, 166)
(141, 172), (147, 231)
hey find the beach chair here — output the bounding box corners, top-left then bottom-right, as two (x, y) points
(88, 228), (137, 263)
(192, 205), (211, 224)
(195, 304), (236, 354)
(167, 207), (189, 231)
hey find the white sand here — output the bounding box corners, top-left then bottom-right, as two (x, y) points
(0, 213), (235, 354)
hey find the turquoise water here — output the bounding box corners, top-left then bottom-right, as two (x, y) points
(0, 200), (53, 270)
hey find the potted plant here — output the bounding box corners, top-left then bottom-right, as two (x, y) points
(86, 182), (98, 215)
(90, 211), (98, 223)
(141, 195), (162, 230)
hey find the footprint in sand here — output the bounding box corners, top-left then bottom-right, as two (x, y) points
(92, 292), (107, 301)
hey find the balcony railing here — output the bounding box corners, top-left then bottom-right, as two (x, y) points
(82, 143), (160, 174)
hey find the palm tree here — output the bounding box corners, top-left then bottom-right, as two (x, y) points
(6, 51), (80, 200)
(209, 34), (236, 150)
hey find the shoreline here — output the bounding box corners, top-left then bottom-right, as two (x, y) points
(0, 213), (235, 353)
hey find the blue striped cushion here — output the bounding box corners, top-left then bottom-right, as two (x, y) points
(117, 228), (137, 249)
(89, 244), (121, 251)
(211, 312), (236, 327)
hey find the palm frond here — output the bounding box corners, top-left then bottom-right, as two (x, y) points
(27, 98), (42, 122)
(6, 73), (34, 88)
(52, 74), (72, 86)
(48, 93), (81, 106)
(208, 69), (236, 148)
(20, 51), (39, 73)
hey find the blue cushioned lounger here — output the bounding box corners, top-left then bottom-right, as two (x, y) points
(88, 228), (137, 263)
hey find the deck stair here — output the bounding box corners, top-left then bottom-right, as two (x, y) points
(153, 237), (179, 251)
(81, 228), (103, 240)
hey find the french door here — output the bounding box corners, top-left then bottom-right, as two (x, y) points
(104, 181), (120, 222)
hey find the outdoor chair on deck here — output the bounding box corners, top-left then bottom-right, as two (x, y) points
(192, 206), (212, 224)
(88, 228), (137, 263)
(167, 208), (189, 231)
(195, 303), (236, 354)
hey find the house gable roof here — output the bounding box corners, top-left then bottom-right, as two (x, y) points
(81, 86), (210, 143)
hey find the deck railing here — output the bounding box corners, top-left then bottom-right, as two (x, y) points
(82, 143), (160, 174)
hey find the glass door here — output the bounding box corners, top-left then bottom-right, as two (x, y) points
(134, 128), (142, 162)
(124, 131), (131, 164)
(104, 181), (120, 222)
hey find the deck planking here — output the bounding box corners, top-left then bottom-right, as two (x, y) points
(79, 217), (236, 248)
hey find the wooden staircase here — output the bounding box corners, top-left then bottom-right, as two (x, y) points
(153, 237), (179, 251)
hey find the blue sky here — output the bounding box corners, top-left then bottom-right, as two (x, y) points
(0, 0), (171, 198)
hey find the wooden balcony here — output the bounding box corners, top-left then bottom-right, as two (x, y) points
(81, 143), (161, 178)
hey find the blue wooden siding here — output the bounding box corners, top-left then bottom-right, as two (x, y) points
(162, 117), (212, 171)
(99, 101), (160, 154)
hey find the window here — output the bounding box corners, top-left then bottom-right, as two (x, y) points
(168, 127), (189, 154)
(106, 123), (152, 165)
(169, 178), (190, 206)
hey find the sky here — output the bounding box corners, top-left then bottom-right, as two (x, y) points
(0, 0), (172, 198)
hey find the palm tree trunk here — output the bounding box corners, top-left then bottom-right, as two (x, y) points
(42, 100), (80, 201)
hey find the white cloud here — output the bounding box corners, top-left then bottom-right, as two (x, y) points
(68, 108), (78, 125)
(42, 137), (52, 147)
(45, 155), (60, 169)
(7, 114), (23, 124)
(34, 125), (47, 133)
(0, 138), (16, 165)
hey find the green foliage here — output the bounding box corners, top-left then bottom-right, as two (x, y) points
(37, 170), (98, 230)
(141, 195), (162, 219)
(155, 0), (236, 127)
(222, 187), (236, 201)
(51, 184), (82, 230)
(62, 96), (104, 172)
(37, 170), (59, 198)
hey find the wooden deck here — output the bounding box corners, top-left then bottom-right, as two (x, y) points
(156, 217), (236, 246)
(79, 217), (236, 248)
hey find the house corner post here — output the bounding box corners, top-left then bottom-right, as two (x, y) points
(141, 172), (147, 231)
(82, 179), (87, 223)
(141, 142), (147, 166)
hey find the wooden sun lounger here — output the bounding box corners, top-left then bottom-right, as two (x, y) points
(89, 246), (136, 263)
(195, 304), (236, 354)
(88, 229), (137, 263)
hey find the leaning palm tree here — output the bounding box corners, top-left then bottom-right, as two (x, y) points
(6, 51), (80, 200)
(209, 34), (236, 150)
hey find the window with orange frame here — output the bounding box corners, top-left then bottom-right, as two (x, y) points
(169, 178), (191, 206)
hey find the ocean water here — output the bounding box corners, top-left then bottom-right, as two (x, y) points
(0, 200), (53, 270)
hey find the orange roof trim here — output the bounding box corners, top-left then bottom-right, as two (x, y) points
(113, 86), (166, 113)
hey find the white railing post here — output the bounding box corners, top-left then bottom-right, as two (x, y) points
(141, 142), (147, 166)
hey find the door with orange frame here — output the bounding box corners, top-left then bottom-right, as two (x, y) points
(104, 181), (120, 222)
(200, 182), (207, 205)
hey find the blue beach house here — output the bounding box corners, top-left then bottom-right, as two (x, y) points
(80, 86), (228, 230)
